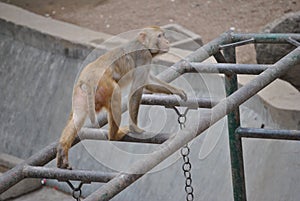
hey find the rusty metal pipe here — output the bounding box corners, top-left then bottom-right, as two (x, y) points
(231, 33), (300, 43)
(236, 127), (300, 140)
(186, 62), (268, 75)
(22, 166), (117, 183)
(141, 94), (217, 108)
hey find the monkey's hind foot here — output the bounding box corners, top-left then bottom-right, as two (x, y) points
(109, 127), (130, 141)
(56, 144), (72, 170)
(118, 126), (130, 136)
(129, 125), (145, 134)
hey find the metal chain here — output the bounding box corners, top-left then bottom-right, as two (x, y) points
(66, 181), (84, 201)
(173, 107), (194, 201)
(181, 144), (194, 201)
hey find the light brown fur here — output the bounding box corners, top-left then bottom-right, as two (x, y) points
(56, 27), (187, 169)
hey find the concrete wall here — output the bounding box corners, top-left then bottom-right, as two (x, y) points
(0, 19), (83, 158)
(1, 3), (300, 201)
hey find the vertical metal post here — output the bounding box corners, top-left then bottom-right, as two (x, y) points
(233, 131), (245, 200)
(223, 43), (247, 201)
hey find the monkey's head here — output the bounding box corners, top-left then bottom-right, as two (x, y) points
(138, 26), (170, 55)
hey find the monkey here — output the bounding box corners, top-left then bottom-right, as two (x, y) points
(56, 26), (187, 169)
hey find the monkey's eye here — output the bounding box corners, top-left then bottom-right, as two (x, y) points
(158, 33), (162, 38)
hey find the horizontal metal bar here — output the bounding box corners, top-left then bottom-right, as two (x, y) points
(236, 127), (300, 141)
(0, 142), (59, 194)
(22, 166), (117, 183)
(79, 128), (171, 144)
(141, 94), (217, 109)
(219, 38), (255, 49)
(287, 37), (300, 47)
(187, 62), (268, 75)
(84, 45), (300, 201)
(231, 33), (300, 44)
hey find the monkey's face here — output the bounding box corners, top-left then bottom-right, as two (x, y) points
(155, 31), (170, 54)
(138, 28), (170, 55)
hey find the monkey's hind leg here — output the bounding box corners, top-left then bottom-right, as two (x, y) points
(57, 113), (77, 169)
(128, 87), (146, 134)
(107, 83), (129, 140)
(57, 110), (87, 169)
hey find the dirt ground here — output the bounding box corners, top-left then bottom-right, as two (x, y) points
(1, 0), (299, 44)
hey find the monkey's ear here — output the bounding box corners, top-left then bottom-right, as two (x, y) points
(138, 31), (147, 45)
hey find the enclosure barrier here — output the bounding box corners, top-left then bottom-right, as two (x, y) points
(0, 31), (299, 201)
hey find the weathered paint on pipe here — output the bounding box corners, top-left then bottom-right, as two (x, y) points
(187, 63), (268, 75)
(231, 33), (300, 43)
(233, 127), (300, 201)
(79, 128), (171, 144)
(223, 44), (246, 201)
(22, 166), (117, 183)
(157, 32), (232, 82)
(141, 94), (217, 109)
(236, 127), (300, 140)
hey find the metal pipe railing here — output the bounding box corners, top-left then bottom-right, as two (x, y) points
(0, 95), (209, 193)
(236, 127), (300, 140)
(157, 32), (232, 82)
(0, 142), (58, 194)
(233, 127), (300, 201)
(79, 128), (171, 144)
(141, 94), (217, 108)
(231, 33), (300, 44)
(83, 44), (300, 201)
(1, 32), (299, 200)
(22, 166), (117, 183)
(222, 40), (246, 201)
(186, 63), (268, 75)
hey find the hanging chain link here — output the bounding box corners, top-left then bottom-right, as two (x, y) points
(173, 107), (194, 201)
(66, 180), (84, 201)
(181, 144), (194, 201)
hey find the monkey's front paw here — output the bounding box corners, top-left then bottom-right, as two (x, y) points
(129, 125), (145, 134)
(178, 90), (187, 101)
(56, 145), (72, 170)
(57, 157), (72, 169)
